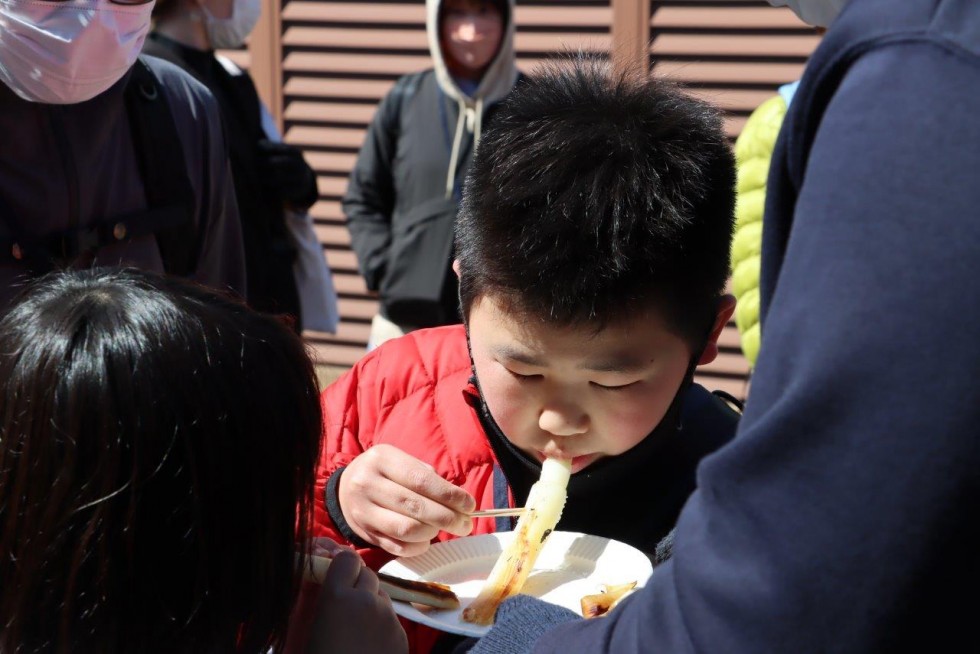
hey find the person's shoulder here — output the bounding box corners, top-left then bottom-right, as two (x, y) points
(136, 55), (226, 155)
(679, 384), (741, 450)
(394, 69), (434, 88)
(379, 324), (470, 379)
(330, 326), (477, 456)
(383, 69), (434, 104)
(339, 325), (469, 400)
(849, 0), (980, 47)
(371, 69), (433, 127)
(810, 0), (980, 75)
(782, 0), (980, 167)
(928, 0), (980, 58)
(139, 55), (220, 116)
(141, 36), (179, 64)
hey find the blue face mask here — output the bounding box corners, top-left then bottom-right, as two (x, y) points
(767, 0), (848, 27)
(0, 0), (153, 105)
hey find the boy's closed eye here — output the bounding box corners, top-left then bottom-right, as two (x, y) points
(590, 380), (641, 392)
(505, 367), (640, 392)
(506, 368), (543, 382)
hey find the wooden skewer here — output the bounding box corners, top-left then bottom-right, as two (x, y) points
(468, 507), (526, 518)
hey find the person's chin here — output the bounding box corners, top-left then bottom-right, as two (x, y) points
(569, 453), (601, 473)
(461, 51), (491, 67)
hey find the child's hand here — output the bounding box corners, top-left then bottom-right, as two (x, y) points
(304, 550), (408, 654)
(339, 444), (476, 556)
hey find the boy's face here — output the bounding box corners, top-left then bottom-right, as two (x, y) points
(468, 294), (698, 474)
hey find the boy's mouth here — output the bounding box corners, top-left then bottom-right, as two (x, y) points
(534, 450), (598, 474)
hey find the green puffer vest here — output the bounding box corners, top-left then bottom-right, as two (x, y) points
(731, 93), (789, 366)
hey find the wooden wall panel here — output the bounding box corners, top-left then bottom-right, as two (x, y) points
(650, 0), (820, 398)
(650, 0), (816, 137)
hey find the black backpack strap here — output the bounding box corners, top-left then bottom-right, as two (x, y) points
(383, 71), (425, 138)
(124, 56), (197, 277)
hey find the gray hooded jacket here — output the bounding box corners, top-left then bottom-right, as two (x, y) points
(342, 0), (519, 328)
(0, 56), (246, 311)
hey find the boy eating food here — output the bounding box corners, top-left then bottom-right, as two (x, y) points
(314, 55), (739, 652)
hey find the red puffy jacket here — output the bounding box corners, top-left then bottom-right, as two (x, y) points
(314, 325), (503, 652)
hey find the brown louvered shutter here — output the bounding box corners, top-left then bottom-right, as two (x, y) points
(276, 1), (614, 371)
(651, 0), (819, 400)
(651, 0), (818, 138)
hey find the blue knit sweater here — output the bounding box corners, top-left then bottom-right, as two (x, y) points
(462, 0), (980, 651)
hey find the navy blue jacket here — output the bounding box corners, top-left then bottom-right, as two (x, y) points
(470, 0), (980, 651)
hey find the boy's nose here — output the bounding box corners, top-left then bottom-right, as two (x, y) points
(538, 406), (589, 437)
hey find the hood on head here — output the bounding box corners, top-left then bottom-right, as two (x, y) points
(426, 0), (518, 106)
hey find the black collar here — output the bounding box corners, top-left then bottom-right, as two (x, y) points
(147, 33), (217, 80)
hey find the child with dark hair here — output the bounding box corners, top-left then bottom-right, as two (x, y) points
(315, 55), (738, 652)
(0, 269), (406, 654)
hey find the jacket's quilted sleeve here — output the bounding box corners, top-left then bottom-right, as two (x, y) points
(731, 94), (787, 366)
(312, 351), (383, 555)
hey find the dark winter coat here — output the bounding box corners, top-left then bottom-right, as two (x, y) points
(0, 56), (245, 311)
(467, 0), (980, 651)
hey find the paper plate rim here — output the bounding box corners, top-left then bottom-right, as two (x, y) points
(379, 530), (653, 638)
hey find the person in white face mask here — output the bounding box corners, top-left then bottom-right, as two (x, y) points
(342, 0), (519, 351)
(451, 0), (980, 653)
(0, 0), (246, 312)
(145, 0), (339, 334)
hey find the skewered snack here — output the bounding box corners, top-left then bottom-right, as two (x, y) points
(580, 581), (638, 618)
(302, 554), (460, 610)
(462, 458), (572, 625)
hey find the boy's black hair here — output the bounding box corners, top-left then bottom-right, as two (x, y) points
(456, 54), (736, 345)
(0, 269), (322, 654)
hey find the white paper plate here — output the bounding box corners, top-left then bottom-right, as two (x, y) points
(378, 530), (653, 638)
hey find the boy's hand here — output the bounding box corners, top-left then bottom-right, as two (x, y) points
(303, 550), (408, 654)
(339, 444), (476, 556)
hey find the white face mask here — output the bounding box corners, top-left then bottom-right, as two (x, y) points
(768, 0), (848, 27)
(0, 0), (153, 105)
(201, 0), (261, 50)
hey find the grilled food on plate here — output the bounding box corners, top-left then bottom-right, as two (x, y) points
(302, 553), (460, 610)
(580, 581), (638, 618)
